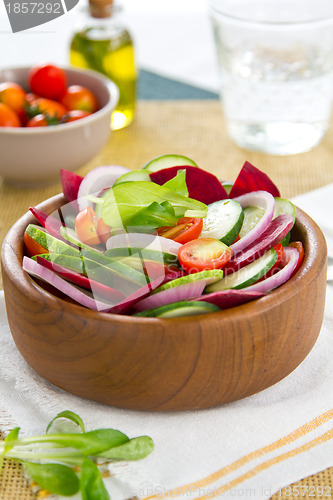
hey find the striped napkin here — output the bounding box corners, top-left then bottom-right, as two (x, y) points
(0, 184), (332, 500)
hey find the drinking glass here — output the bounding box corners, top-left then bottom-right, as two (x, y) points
(208, 0), (333, 155)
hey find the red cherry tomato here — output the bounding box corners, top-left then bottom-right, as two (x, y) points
(157, 217), (203, 244)
(26, 114), (50, 127)
(96, 218), (112, 245)
(29, 64), (67, 100)
(178, 238), (233, 274)
(75, 207), (101, 246)
(0, 82), (26, 118)
(289, 241), (305, 276)
(65, 110), (92, 122)
(60, 85), (98, 113)
(24, 230), (48, 257)
(0, 102), (20, 127)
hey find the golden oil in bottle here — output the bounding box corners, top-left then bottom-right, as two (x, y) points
(70, 0), (136, 130)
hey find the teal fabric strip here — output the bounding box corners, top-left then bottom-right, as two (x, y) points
(138, 69), (219, 100)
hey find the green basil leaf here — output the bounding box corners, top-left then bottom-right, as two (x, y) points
(162, 169), (189, 197)
(23, 462), (80, 496)
(80, 457), (110, 500)
(101, 181), (207, 228)
(99, 436), (154, 461)
(127, 201), (178, 232)
(46, 411), (85, 435)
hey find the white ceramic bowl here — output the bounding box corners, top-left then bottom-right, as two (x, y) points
(0, 66), (119, 187)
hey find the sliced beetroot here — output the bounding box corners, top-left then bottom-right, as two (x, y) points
(36, 256), (125, 303)
(29, 207), (66, 242)
(149, 166), (228, 204)
(194, 289), (265, 309)
(60, 169), (84, 203)
(224, 214), (294, 275)
(229, 161), (280, 199)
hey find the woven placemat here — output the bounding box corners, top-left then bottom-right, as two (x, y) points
(0, 100), (332, 499)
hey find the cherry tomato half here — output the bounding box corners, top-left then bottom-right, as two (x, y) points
(178, 237), (233, 274)
(29, 64), (67, 100)
(0, 102), (20, 127)
(60, 85), (98, 113)
(157, 217), (203, 244)
(75, 207), (101, 246)
(24, 230), (48, 257)
(289, 241), (305, 276)
(96, 217), (112, 245)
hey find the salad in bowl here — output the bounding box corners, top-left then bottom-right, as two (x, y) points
(22, 155), (304, 318)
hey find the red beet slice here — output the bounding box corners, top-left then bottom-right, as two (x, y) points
(194, 289), (265, 309)
(229, 161), (280, 199)
(29, 207), (66, 241)
(60, 169), (84, 203)
(149, 166), (228, 204)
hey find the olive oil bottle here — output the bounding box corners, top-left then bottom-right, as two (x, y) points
(70, 0), (136, 130)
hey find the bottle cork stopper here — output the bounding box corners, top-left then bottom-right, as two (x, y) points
(89, 0), (114, 18)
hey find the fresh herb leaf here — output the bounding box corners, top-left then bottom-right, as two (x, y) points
(46, 410), (85, 435)
(127, 201), (178, 232)
(101, 181), (207, 229)
(80, 457), (110, 500)
(4, 427), (20, 453)
(162, 169), (188, 197)
(23, 462), (80, 496)
(99, 436), (154, 461)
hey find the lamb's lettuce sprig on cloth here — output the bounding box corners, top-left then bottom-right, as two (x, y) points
(0, 410), (154, 499)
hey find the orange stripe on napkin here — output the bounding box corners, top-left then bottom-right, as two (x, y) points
(198, 427), (333, 499)
(144, 408), (333, 500)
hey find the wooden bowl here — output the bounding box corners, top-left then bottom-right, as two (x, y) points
(1, 194), (327, 411)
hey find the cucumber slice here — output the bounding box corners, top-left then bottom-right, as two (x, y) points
(113, 170), (151, 186)
(273, 198), (296, 224)
(105, 247), (179, 267)
(239, 197), (296, 239)
(206, 248), (277, 292)
(60, 226), (104, 253)
(200, 199), (244, 246)
(221, 182), (233, 195)
(32, 253), (84, 274)
(152, 269), (224, 295)
(26, 224), (80, 258)
(239, 206), (265, 239)
(280, 231), (291, 247)
(134, 300), (220, 318)
(142, 154), (198, 173)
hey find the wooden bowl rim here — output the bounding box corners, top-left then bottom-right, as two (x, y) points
(1, 193), (328, 326)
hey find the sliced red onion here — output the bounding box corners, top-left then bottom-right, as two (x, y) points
(224, 214), (294, 275)
(134, 281), (206, 312)
(230, 190), (275, 255)
(77, 165), (130, 212)
(109, 277), (166, 314)
(244, 247), (299, 294)
(194, 289), (265, 309)
(36, 256), (125, 303)
(105, 232), (182, 256)
(23, 257), (114, 311)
